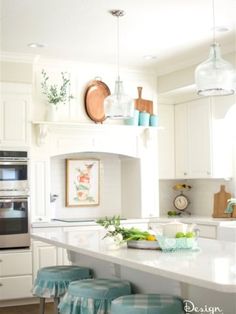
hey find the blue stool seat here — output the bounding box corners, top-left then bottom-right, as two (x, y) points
(111, 294), (184, 314)
(32, 265), (91, 314)
(59, 278), (132, 314)
(33, 265), (91, 298)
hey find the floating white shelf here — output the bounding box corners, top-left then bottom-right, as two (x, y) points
(31, 121), (158, 146)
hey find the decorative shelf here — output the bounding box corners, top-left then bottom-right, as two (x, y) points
(31, 121), (158, 146)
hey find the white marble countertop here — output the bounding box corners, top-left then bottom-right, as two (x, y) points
(31, 229), (236, 293)
(31, 216), (236, 228)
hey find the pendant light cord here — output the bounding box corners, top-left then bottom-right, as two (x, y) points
(212, 0), (216, 44)
(116, 14), (120, 81)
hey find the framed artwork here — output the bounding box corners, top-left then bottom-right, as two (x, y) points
(66, 159), (100, 207)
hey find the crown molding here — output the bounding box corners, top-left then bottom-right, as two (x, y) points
(0, 51), (36, 63)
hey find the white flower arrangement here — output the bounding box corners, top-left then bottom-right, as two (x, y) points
(96, 216), (124, 245)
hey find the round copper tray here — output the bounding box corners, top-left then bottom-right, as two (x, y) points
(84, 80), (111, 123)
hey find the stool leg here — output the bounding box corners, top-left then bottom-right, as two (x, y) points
(39, 298), (45, 314)
(54, 297), (60, 314)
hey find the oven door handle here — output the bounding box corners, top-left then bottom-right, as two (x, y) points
(0, 161), (28, 165)
(0, 198), (28, 203)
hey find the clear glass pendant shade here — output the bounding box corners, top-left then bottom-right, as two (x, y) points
(104, 10), (134, 119)
(195, 43), (235, 96)
(104, 79), (134, 119)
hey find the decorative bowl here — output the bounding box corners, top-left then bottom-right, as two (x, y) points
(127, 240), (160, 250)
(157, 235), (198, 252)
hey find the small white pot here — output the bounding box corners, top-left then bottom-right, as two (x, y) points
(46, 105), (59, 121)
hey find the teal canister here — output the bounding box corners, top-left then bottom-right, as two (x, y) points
(149, 114), (158, 127)
(124, 109), (139, 126)
(139, 111), (150, 126)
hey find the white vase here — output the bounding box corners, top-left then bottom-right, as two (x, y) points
(46, 105), (59, 121)
(103, 237), (121, 250)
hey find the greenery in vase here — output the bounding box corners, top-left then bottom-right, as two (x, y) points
(96, 216), (155, 244)
(41, 69), (74, 106)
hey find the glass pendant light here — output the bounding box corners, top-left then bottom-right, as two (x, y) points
(104, 10), (134, 119)
(195, 0), (235, 96)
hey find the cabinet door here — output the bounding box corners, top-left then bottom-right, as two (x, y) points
(0, 275), (33, 300)
(187, 98), (212, 178)
(175, 99), (212, 179)
(31, 160), (49, 221)
(158, 105), (175, 179)
(0, 94), (30, 146)
(0, 251), (32, 277)
(175, 103), (188, 178)
(32, 241), (59, 280)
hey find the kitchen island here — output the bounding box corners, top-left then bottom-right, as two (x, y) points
(31, 228), (236, 313)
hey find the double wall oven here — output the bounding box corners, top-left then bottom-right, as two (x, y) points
(0, 151), (30, 249)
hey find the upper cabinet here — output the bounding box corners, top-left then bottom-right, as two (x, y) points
(175, 98), (212, 178)
(158, 104), (175, 179)
(0, 83), (31, 147)
(158, 95), (234, 180)
(175, 97), (233, 179)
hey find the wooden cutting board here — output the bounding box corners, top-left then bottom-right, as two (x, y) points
(134, 87), (153, 114)
(212, 185), (232, 218)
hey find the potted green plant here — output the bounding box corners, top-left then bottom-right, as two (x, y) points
(41, 69), (73, 121)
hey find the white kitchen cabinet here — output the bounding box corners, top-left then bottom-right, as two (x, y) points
(0, 250), (33, 300)
(158, 104), (175, 179)
(175, 98), (212, 178)
(175, 97), (232, 179)
(0, 83), (31, 146)
(30, 160), (50, 222)
(32, 240), (71, 280)
(196, 224), (217, 239)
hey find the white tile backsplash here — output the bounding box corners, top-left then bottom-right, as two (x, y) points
(50, 153), (122, 219)
(159, 179), (234, 216)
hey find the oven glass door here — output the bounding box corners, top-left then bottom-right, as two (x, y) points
(0, 198), (28, 235)
(0, 163), (27, 182)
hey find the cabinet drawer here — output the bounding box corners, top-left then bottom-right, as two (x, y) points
(0, 252), (32, 276)
(197, 225), (217, 239)
(0, 275), (32, 300)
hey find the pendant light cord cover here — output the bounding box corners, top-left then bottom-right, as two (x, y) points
(212, 0), (216, 44)
(116, 13), (120, 80)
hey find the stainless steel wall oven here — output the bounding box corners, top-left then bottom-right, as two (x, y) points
(0, 151), (30, 249)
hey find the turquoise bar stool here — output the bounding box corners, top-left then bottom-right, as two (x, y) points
(32, 265), (91, 314)
(111, 294), (184, 314)
(59, 278), (132, 314)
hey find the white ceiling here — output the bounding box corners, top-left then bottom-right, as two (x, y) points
(1, 0), (236, 74)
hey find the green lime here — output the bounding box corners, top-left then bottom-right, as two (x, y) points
(186, 232), (196, 238)
(175, 232), (186, 238)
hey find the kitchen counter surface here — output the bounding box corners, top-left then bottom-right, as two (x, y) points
(31, 229), (236, 293)
(31, 216), (236, 228)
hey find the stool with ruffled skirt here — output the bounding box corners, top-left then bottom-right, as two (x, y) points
(32, 265), (91, 314)
(59, 278), (132, 314)
(111, 294), (185, 314)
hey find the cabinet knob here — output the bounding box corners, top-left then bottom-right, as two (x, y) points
(207, 171), (211, 175)
(184, 172), (187, 176)
(0, 283), (3, 287)
(0, 259), (2, 262)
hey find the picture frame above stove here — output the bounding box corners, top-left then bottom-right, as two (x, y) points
(66, 159), (100, 207)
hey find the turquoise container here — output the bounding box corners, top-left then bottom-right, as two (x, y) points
(139, 111), (150, 126)
(125, 109), (139, 126)
(150, 114), (158, 127)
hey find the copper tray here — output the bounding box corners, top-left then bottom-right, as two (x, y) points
(84, 79), (111, 123)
